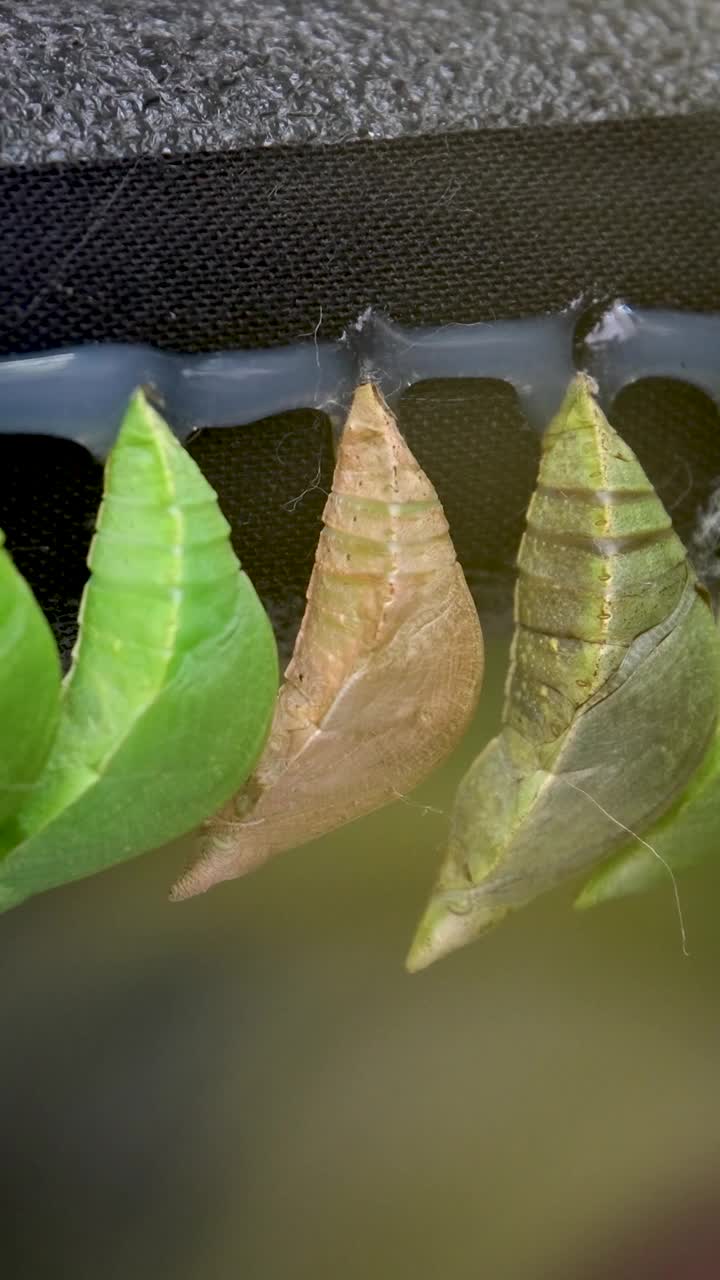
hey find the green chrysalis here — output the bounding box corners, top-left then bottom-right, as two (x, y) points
(576, 699), (720, 908)
(0, 531), (62, 824)
(407, 373), (720, 971)
(0, 389), (278, 910)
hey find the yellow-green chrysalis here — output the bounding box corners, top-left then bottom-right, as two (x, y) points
(408, 374), (720, 970)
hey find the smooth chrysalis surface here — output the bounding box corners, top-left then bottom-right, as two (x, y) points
(0, 390), (278, 910)
(407, 373), (720, 971)
(172, 381), (484, 901)
(576, 684), (720, 908)
(0, 531), (61, 824)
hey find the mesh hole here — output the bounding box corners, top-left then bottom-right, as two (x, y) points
(610, 378), (720, 548)
(0, 434), (102, 664)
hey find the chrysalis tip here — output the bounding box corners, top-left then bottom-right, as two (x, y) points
(543, 371), (601, 446)
(574, 847), (661, 910)
(405, 891), (508, 972)
(120, 385), (169, 440)
(168, 876), (195, 903)
(169, 856), (219, 902)
(352, 379), (385, 410)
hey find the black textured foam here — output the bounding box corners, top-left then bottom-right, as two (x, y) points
(2, 0), (719, 166)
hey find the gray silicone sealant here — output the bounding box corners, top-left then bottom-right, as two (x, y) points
(0, 302), (717, 457)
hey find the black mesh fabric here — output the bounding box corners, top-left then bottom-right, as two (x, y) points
(1, 113), (720, 657)
(0, 434), (103, 663)
(2, 115), (719, 355)
(186, 410), (336, 663)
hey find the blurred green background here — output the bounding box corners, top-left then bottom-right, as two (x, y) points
(2, 631), (719, 1279)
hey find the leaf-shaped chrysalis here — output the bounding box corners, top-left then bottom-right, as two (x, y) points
(0, 531), (61, 824)
(172, 382), (484, 900)
(577, 679), (720, 909)
(0, 390), (278, 911)
(407, 373), (720, 971)
(576, 496), (720, 909)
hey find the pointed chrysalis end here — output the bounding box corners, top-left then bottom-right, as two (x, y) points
(575, 370), (599, 398)
(118, 386), (172, 446)
(574, 847), (662, 910)
(169, 831), (230, 902)
(339, 379), (439, 506)
(538, 368), (665, 502)
(352, 379), (388, 413)
(542, 371), (603, 450)
(564, 370), (600, 407)
(168, 874), (200, 903)
(107, 386), (185, 498)
(169, 850), (230, 903)
(343, 379), (397, 441)
(405, 890), (508, 972)
(169, 813), (269, 902)
(108, 386), (226, 538)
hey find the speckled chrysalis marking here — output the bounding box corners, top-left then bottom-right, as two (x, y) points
(0, 531), (61, 824)
(172, 381), (484, 901)
(0, 390), (278, 910)
(407, 373), (720, 971)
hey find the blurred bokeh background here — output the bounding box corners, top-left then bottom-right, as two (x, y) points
(2, 633), (720, 1279)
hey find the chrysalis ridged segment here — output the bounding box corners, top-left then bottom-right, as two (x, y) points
(0, 531), (61, 824)
(407, 373), (720, 971)
(0, 390), (278, 910)
(509, 385), (688, 745)
(172, 381), (484, 901)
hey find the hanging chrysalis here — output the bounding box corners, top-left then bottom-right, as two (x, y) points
(577, 683), (720, 908)
(577, 501), (720, 909)
(0, 531), (62, 824)
(0, 390), (278, 910)
(407, 373), (720, 971)
(172, 381), (484, 901)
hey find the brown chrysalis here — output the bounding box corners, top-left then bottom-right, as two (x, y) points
(172, 381), (484, 900)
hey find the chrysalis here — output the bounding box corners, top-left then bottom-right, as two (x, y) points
(577, 692), (720, 909)
(0, 390), (278, 911)
(0, 530), (61, 824)
(172, 381), (484, 900)
(407, 373), (720, 971)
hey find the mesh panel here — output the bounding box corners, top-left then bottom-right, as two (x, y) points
(1, 115), (719, 356)
(0, 433), (103, 664)
(187, 409), (335, 661)
(611, 379), (720, 546)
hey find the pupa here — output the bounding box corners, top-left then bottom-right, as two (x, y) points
(172, 381), (484, 900)
(407, 373), (720, 971)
